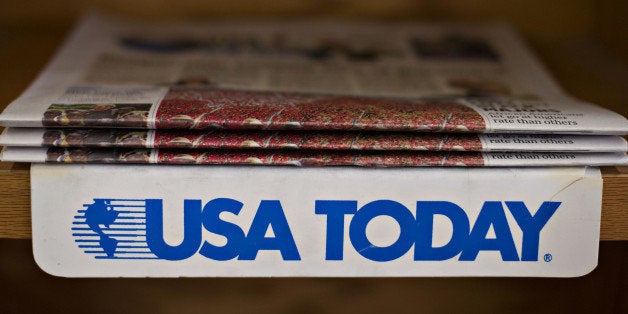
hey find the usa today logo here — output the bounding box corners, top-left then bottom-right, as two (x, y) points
(72, 198), (559, 262)
(72, 199), (157, 260)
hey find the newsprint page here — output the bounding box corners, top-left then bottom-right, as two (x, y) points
(0, 14), (625, 277)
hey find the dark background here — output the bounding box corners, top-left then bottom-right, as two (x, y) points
(0, 240), (625, 313)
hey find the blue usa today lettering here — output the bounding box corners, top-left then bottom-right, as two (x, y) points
(315, 200), (559, 262)
(132, 198), (559, 262)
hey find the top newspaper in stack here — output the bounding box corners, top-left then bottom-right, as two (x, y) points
(0, 14), (627, 134)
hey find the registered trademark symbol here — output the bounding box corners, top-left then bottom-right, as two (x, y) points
(544, 253), (553, 262)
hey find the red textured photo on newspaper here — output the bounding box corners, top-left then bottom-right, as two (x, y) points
(39, 129), (484, 151)
(153, 131), (484, 151)
(44, 147), (486, 167)
(154, 88), (487, 132)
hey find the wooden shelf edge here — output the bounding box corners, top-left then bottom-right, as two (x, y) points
(0, 163), (626, 239)
(0, 163), (30, 239)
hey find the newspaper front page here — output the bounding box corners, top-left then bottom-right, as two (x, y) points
(0, 14), (626, 135)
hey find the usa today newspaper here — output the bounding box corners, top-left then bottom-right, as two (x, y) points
(0, 14), (627, 134)
(0, 14), (624, 277)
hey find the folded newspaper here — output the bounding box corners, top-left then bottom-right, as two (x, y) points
(0, 14), (627, 167)
(1, 128), (626, 152)
(2, 147), (626, 167)
(0, 15), (626, 135)
(3, 15), (618, 278)
(2, 87), (628, 134)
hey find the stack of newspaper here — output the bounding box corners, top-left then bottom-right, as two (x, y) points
(1, 15), (627, 166)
